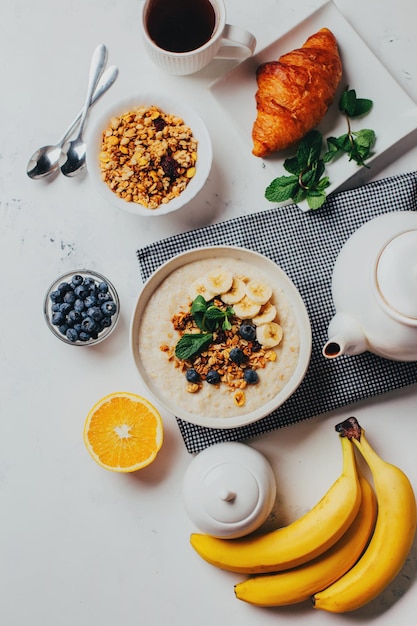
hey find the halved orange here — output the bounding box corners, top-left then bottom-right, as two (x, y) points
(83, 392), (163, 472)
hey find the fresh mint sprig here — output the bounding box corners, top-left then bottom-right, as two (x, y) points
(175, 295), (234, 361)
(324, 87), (375, 167)
(265, 87), (375, 210)
(265, 130), (330, 210)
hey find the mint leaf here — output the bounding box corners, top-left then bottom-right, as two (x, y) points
(283, 155), (301, 175)
(340, 88), (373, 117)
(297, 130), (323, 168)
(175, 333), (213, 360)
(191, 295), (208, 315)
(339, 88), (358, 117)
(265, 175), (299, 203)
(191, 295), (208, 330)
(306, 189), (328, 210)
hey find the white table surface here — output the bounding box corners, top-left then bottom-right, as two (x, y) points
(1, 0), (417, 624)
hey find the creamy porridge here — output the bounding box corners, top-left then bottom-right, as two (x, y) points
(137, 257), (300, 419)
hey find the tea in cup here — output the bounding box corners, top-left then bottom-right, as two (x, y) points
(141, 0), (256, 75)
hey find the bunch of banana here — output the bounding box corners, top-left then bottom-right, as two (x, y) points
(234, 473), (377, 606)
(190, 434), (362, 573)
(312, 416), (417, 613)
(190, 418), (417, 612)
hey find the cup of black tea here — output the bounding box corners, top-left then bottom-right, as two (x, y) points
(141, 0), (256, 75)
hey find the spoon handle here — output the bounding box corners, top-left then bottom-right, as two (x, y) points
(58, 65), (118, 146)
(76, 43), (108, 139)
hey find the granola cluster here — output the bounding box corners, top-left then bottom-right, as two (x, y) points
(160, 301), (277, 408)
(99, 105), (198, 210)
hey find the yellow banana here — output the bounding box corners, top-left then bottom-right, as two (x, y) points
(313, 417), (417, 613)
(234, 473), (376, 606)
(190, 435), (361, 574)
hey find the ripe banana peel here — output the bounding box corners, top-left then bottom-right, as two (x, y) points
(190, 434), (361, 574)
(234, 473), (377, 606)
(313, 417), (417, 613)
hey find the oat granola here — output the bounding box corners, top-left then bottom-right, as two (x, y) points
(99, 105), (198, 210)
(160, 271), (283, 408)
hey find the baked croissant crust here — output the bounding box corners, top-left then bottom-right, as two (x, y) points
(252, 28), (342, 158)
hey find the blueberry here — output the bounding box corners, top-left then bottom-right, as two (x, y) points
(66, 328), (79, 342)
(71, 274), (84, 287)
(244, 369), (259, 384)
(83, 277), (96, 288)
(99, 317), (112, 331)
(84, 294), (98, 308)
(51, 311), (66, 326)
(251, 341), (262, 353)
(73, 298), (85, 313)
(67, 309), (82, 324)
(229, 347), (247, 365)
(78, 331), (92, 342)
(81, 316), (98, 333)
(50, 289), (63, 303)
(59, 302), (72, 315)
(239, 323), (256, 342)
(63, 290), (76, 304)
(97, 291), (111, 303)
(57, 281), (71, 294)
(206, 370), (220, 385)
(74, 284), (89, 299)
(51, 302), (61, 312)
(87, 306), (103, 322)
(98, 281), (109, 293)
(58, 324), (69, 335)
(186, 368), (200, 383)
(101, 300), (117, 317)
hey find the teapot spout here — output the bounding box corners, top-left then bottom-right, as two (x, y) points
(323, 313), (368, 359)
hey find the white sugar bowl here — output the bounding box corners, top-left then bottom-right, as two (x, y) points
(182, 442), (277, 538)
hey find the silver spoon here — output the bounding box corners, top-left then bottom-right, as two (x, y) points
(27, 62), (117, 180)
(60, 43), (108, 177)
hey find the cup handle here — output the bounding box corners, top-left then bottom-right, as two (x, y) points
(217, 24), (256, 59)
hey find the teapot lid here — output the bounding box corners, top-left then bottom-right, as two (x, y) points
(182, 442), (276, 538)
(375, 230), (417, 321)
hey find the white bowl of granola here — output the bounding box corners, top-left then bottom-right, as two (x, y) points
(130, 246), (312, 429)
(86, 92), (212, 216)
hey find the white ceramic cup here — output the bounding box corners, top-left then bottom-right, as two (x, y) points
(141, 0), (256, 75)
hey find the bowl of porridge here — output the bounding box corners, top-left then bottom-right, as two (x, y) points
(130, 246), (311, 429)
(87, 92), (212, 216)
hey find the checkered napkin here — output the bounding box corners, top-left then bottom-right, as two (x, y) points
(137, 171), (417, 453)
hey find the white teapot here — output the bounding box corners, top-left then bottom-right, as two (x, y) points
(323, 211), (417, 362)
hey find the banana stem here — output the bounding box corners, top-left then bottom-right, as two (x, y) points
(335, 416), (362, 441)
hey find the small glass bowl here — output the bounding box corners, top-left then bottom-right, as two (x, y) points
(44, 269), (120, 346)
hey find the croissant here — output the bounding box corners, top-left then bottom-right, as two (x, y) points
(252, 28), (342, 158)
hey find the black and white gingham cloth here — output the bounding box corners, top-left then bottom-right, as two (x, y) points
(137, 171), (417, 453)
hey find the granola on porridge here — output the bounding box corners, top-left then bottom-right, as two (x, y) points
(99, 105), (197, 209)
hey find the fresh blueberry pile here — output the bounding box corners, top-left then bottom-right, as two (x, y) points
(48, 273), (118, 344)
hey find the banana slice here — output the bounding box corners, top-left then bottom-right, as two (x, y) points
(252, 302), (277, 325)
(245, 279), (272, 305)
(221, 276), (247, 304)
(233, 296), (261, 320)
(203, 271), (233, 295)
(188, 279), (216, 302)
(256, 322), (283, 348)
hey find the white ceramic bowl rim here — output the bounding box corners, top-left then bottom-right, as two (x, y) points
(86, 92), (213, 217)
(130, 246), (312, 429)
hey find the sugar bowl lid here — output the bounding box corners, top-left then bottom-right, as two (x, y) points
(182, 442), (276, 538)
